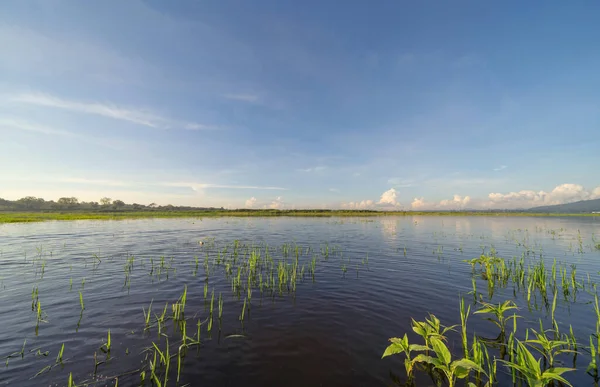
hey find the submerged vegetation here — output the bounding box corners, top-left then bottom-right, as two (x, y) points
(2, 217), (600, 386)
(382, 239), (600, 386)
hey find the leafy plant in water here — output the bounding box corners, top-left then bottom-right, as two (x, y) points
(524, 322), (577, 369)
(100, 329), (111, 354)
(411, 314), (456, 347)
(473, 300), (518, 336)
(412, 337), (486, 387)
(381, 333), (429, 380)
(498, 340), (574, 387)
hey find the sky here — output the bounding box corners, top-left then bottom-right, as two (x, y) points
(1, 1), (599, 210)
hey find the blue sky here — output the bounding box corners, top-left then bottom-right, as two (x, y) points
(1, 0), (599, 209)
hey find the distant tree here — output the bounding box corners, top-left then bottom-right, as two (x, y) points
(132, 203), (144, 210)
(57, 197), (79, 209)
(17, 196), (45, 210)
(90, 202), (99, 208)
(100, 197), (112, 206)
(112, 199), (125, 209)
(148, 202), (156, 208)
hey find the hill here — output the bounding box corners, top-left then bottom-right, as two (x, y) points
(528, 198), (600, 213)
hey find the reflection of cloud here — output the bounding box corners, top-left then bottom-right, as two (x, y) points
(379, 217), (399, 242)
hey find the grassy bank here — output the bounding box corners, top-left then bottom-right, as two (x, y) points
(1, 210), (599, 223)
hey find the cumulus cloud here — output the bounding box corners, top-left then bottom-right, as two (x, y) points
(341, 200), (374, 209)
(268, 196), (285, 209)
(378, 188), (399, 206)
(409, 195), (471, 210)
(411, 197), (427, 209)
(487, 183), (599, 208)
(439, 195), (471, 209)
(245, 197), (257, 208)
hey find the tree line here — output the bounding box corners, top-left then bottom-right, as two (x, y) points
(0, 196), (224, 212)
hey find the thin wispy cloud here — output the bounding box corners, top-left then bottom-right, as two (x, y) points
(297, 166), (326, 173)
(0, 118), (75, 137)
(163, 182), (287, 191)
(0, 118), (129, 150)
(223, 94), (260, 103)
(58, 178), (131, 187)
(493, 165), (507, 171)
(9, 92), (213, 130)
(387, 177), (415, 188)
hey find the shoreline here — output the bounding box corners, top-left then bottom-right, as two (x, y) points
(1, 210), (599, 223)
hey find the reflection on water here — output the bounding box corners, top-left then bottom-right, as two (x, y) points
(0, 216), (599, 386)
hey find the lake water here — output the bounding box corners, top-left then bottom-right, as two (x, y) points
(1, 216), (600, 386)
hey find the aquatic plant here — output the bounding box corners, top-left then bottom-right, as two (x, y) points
(498, 340), (574, 387)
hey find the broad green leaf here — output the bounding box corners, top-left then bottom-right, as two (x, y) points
(408, 344), (430, 352)
(544, 367), (575, 376)
(382, 343), (404, 358)
(452, 358), (486, 375)
(431, 337), (451, 365)
(542, 369), (574, 387)
(412, 354), (441, 368)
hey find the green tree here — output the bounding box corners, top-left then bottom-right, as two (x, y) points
(17, 196), (45, 210)
(112, 199), (125, 209)
(100, 197), (112, 206)
(57, 197), (79, 209)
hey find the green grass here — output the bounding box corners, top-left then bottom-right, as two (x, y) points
(1, 210), (599, 223)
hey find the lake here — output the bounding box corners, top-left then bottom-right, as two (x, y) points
(1, 216), (600, 386)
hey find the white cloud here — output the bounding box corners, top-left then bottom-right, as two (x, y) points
(297, 166), (326, 173)
(341, 200), (374, 209)
(0, 118), (75, 137)
(378, 188), (399, 206)
(328, 188), (340, 193)
(0, 25), (155, 84)
(487, 183), (600, 208)
(387, 177), (415, 187)
(411, 197), (427, 209)
(439, 195), (471, 209)
(58, 178), (130, 187)
(493, 165), (507, 171)
(8, 92), (210, 130)
(2, 176), (287, 192)
(268, 196), (285, 209)
(245, 197), (257, 208)
(410, 195), (471, 210)
(0, 118), (132, 150)
(163, 182), (286, 191)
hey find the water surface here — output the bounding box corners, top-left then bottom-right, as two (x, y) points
(1, 216), (599, 386)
